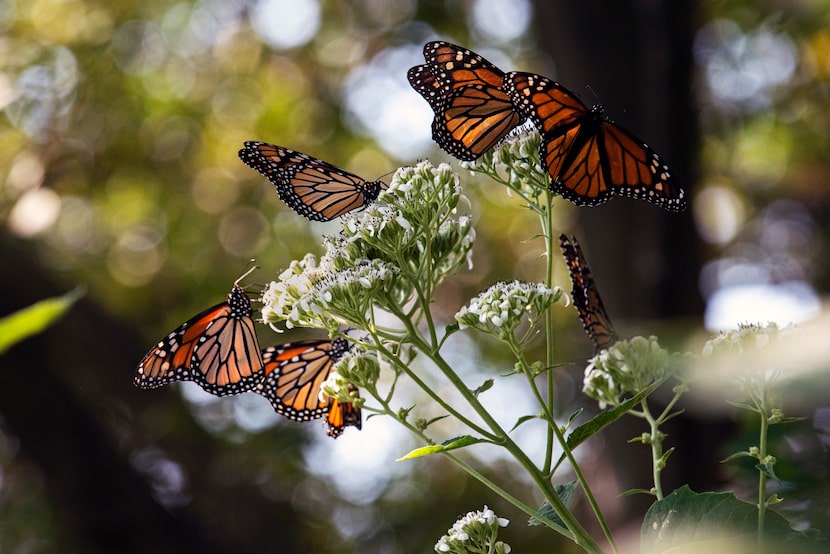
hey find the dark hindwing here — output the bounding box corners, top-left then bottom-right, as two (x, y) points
(505, 71), (687, 211)
(238, 142), (382, 221)
(559, 235), (619, 352)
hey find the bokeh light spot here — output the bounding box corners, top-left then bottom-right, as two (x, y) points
(8, 187), (61, 238)
(250, 0), (320, 50)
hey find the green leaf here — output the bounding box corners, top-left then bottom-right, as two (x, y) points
(641, 486), (807, 554)
(396, 435), (487, 461)
(566, 378), (664, 450)
(509, 414), (538, 432)
(528, 481), (577, 527)
(471, 378), (494, 397)
(756, 461), (780, 482)
(566, 407), (584, 427)
(621, 488), (654, 497)
(721, 451), (755, 463)
(0, 288), (84, 356)
(770, 416), (806, 425)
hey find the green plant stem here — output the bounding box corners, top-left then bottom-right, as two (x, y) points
(541, 190), (556, 476)
(757, 381), (770, 550)
(412, 333), (602, 553)
(507, 339), (618, 553)
(640, 400), (665, 500)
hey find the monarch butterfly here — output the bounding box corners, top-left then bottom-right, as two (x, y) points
(504, 72), (687, 212)
(238, 142), (383, 221)
(408, 41), (521, 161)
(134, 279), (265, 396)
(258, 337), (361, 438)
(559, 234), (619, 351)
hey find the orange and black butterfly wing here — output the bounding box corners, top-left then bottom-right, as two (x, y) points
(238, 142), (382, 221)
(432, 84), (522, 161)
(505, 71), (687, 211)
(559, 235), (619, 351)
(423, 41), (506, 90)
(409, 42), (521, 160)
(325, 388), (362, 439)
(134, 302), (227, 389)
(505, 71), (610, 204)
(258, 337), (352, 421)
(407, 64), (444, 111)
(190, 285), (264, 396)
(596, 121), (687, 212)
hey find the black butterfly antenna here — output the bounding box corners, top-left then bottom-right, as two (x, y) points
(235, 261), (259, 287)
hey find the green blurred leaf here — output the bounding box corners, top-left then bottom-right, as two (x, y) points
(641, 486), (806, 553)
(528, 481), (577, 527)
(566, 378), (664, 450)
(396, 435), (487, 461)
(510, 414), (538, 432)
(0, 288), (84, 355)
(471, 378), (494, 397)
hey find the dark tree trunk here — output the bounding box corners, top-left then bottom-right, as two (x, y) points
(533, 0), (730, 536)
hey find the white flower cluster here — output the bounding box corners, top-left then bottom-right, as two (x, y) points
(379, 160), (465, 214)
(583, 336), (677, 408)
(261, 254), (396, 332)
(455, 280), (562, 342)
(262, 160), (476, 332)
(699, 321), (798, 389)
(434, 505), (511, 554)
(702, 322), (793, 357)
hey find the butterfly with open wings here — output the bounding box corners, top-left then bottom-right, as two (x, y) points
(505, 72), (687, 212)
(239, 142), (383, 221)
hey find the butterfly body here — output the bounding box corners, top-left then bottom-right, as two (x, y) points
(239, 142), (382, 221)
(258, 337), (361, 438)
(135, 285), (265, 396)
(505, 71), (687, 212)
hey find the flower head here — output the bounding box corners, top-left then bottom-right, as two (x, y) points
(462, 124), (547, 200)
(455, 281), (562, 344)
(583, 336), (679, 408)
(434, 505), (511, 554)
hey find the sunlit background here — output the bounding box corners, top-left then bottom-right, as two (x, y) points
(1, 0), (829, 551)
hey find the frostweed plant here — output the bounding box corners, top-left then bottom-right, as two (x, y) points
(583, 336), (686, 500)
(701, 322), (804, 546)
(259, 139), (814, 552)
(434, 506), (511, 554)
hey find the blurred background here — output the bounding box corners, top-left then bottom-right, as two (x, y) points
(1, 0), (829, 552)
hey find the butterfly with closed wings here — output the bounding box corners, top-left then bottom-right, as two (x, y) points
(559, 235), (619, 352)
(408, 41), (522, 161)
(134, 275), (264, 396)
(257, 337), (361, 438)
(239, 142), (383, 221)
(505, 72), (687, 212)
